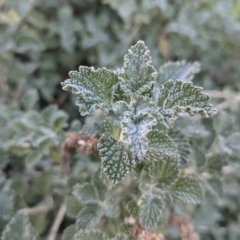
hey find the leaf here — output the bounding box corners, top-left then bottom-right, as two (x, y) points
(139, 186), (165, 229)
(74, 229), (108, 240)
(65, 195), (82, 218)
(127, 200), (139, 219)
(2, 212), (38, 240)
(121, 112), (157, 160)
(157, 80), (217, 127)
(102, 197), (120, 218)
(61, 225), (77, 240)
(168, 129), (191, 166)
(225, 132), (240, 152)
(145, 130), (178, 162)
(73, 183), (99, 204)
(111, 233), (129, 240)
(22, 89), (39, 110)
(157, 60), (200, 86)
(76, 203), (102, 229)
(118, 41), (157, 97)
(62, 67), (118, 115)
(213, 111), (234, 136)
(148, 156), (179, 187)
(98, 134), (136, 185)
(193, 147), (206, 169)
(206, 154), (223, 174)
(207, 177), (223, 198)
(104, 120), (121, 141)
(168, 177), (203, 204)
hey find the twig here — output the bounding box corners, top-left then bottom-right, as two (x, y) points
(46, 203), (66, 240)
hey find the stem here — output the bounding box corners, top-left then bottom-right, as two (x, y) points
(46, 203), (66, 240)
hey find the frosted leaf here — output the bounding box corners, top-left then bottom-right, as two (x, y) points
(76, 203), (102, 229)
(145, 130), (178, 162)
(62, 67), (118, 115)
(108, 101), (130, 126)
(207, 177), (223, 198)
(74, 229), (108, 240)
(104, 120), (121, 140)
(157, 60), (200, 86)
(168, 177), (203, 204)
(98, 134), (136, 185)
(139, 197), (164, 229)
(157, 80), (217, 127)
(112, 83), (130, 103)
(73, 183), (99, 204)
(206, 154), (223, 174)
(121, 112), (157, 160)
(102, 197), (120, 218)
(168, 129), (191, 166)
(2, 213), (38, 240)
(149, 156), (179, 187)
(118, 41), (157, 97)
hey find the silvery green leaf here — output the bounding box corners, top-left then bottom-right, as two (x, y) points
(112, 83), (130, 103)
(98, 134), (136, 185)
(62, 67), (118, 115)
(76, 203), (102, 229)
(213, 111), (234, 136)
(145, 130), (178, 162)
(193, 147), (206, 169)
(74, 229), (108, 240)
(91, 171), (106, 201)
(108, 101), (129, 126)
(168, 177), (203, 204)
(157, 60), (200, 86)
(104, 120), (121, 140)
(140, 197), (165, 229)
(121, 112), (157, 160)
(2, 212), (39, 240)
(207, 177), (223, 198)
(157, 80), (217, 127)
(168, 129), (191, 166)
(73, 183), (99, 204)
(61, 225), (77, 240)
(102, 197), (120, 218)
(206, 154), (223, 174)
(65, 195), (82, 218)
(118, 41), (157, 97)
(148, 155), (179, 187)
(127, 200), (139, 219)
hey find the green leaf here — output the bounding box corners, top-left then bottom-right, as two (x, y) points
(193, 147), (206, 169)
(74, 229), (108, 240)
(73, 183), (99, 204)
(22, 89), (39, 110)
(206, 154), (223, 174)
(145, 130), (178, 162)
(148, 156), (179, 187)
(225, 132), (240, 152)
(207, 177), (223, 198)
(2, 212), (38, 240)
(213, 111), (234, 136)
(62, 67), (118, 115)
(140, 196), (164, 229)
(157, 80), (217, 127)
(121, 112), (157, 160)
(127, 200), (139, 219)
(118, 41), (157, 97)
(168, 129), (191, 165)
(98, 134), (136, 185)
(102, 197), (120, 218)
(76, 203), (102, 229)
(157, 60), (200, 86)
(65, 195), (82, 218)
(111, 233), (129, 240)
(61, 225), (77, 240)
(168, 177), (203, 204)
(104, 120), (121, 141)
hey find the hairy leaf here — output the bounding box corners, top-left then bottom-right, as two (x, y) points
(76, 203), (102, 229)
(207, 177), (223, 198)
(104, 120), (121, 140)
(169, 177), (203, 203)
(206, 154), (223, 174)
(2, 213), (38, 240)
(157, 60), (200, 86)
(73, 183), (99, 204)
(149, 156), (179, 187)
(98, 134), (136, 185)
(193, 147), (206, 169)
(168, 129), (191, 165)
(127, 200), (139, 219)
(74, 229), (108, 240)
(157, 80), (217, 127)
(62, 67), (118, 115)
(65, 195), (82, 218)
(102, 197), (120, 218)
(121, 112), (157, 160)
(145, 130), (178, 162)
(61, 225), (77, 240)
(139, 195), (164, 229)
(108, 101), (129, 126)
(118, 41), (157, 97)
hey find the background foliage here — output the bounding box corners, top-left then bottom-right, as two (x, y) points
(0, 0), (240, 239)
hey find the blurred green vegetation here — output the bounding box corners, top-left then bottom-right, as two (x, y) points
(0, 0), (240, 239)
